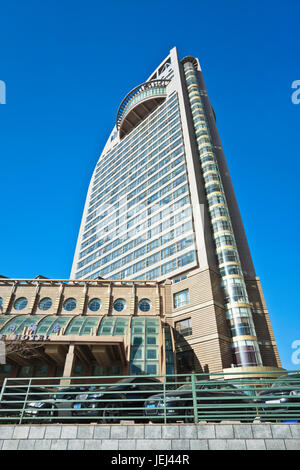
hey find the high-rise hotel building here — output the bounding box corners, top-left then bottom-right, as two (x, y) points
(69, 47), (281, 375)
(0, 48), (282, 382)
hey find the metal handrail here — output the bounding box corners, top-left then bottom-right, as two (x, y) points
(0, 370), (299, 424)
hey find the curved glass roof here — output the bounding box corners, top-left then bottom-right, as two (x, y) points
(0, 315), (130, 337)
(98, 316), (130, 336)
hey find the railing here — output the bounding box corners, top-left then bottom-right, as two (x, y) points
(0, 370), (299, 425)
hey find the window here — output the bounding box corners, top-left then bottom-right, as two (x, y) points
(38, 297), (52, 311)
(0, 365), (12, 376)
(231, 340), (262, 367)
(93, 365), (107, 376)
(113, 298), (126, 312)
(173, 275), (187, 283)
(55, 366), (64, 377)
(176, 349), (195, 374)
(14, 297), (28, 310)
(110, 365), (121, 375)
(175, 318), (192, 337)
(129, 317), (159, 375)
(63, 298), (77, 311)
(73, 364), (85, 376)
(88, 298), (102, 312)
(138, 299), (151, 312)
(18, 366), (33, 378)
(34, 365), (49, 377)
(0, 297), (3, 307)
(173, 289), (190, 308)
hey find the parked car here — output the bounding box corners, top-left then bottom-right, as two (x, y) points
(0, 385), (49, 423)
(72, 377), (163, 423)
(144, 381), (256, 423)
(23, 386), (94, 423)
(254, 374), (300, 422)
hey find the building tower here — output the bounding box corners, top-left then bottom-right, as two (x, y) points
(70, 47), (282, 375)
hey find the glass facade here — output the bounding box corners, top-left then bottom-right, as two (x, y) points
(72, 90), (196, 281)
(183, 60), (262, 368)
(59, 48), (277, 376)
(164, 324), (175, 376)
(130, 317), (160, 375)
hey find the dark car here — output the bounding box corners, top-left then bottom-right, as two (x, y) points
(23, 386), (93, 423)
(72, 377), (163, 423)
(0, 385), (49, 423)
(254, 374), (300, 422)
(144, 381), (256, 423)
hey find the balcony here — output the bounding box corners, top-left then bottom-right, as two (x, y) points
(116, 79), (170, 139)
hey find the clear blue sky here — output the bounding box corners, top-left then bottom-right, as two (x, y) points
(0, 0), (299, 370)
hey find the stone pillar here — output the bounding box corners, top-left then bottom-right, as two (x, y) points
(60, 344), (75, 386)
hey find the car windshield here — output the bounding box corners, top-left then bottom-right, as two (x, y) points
(176, 384), (192, 391)
(175, 382), (239, 392)
(106, 378), (135, 391)
(201, 383), (238, 391)
(271, 377), (300, 388)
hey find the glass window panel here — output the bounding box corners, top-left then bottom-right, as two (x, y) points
(65, 317), (85, 335)
(46, 317), (71, 335)
(146, 326), (158, 334)
(130, 347), (143, 360)
(63, 298), (77, 311)
(88, 298), (102, 311)
(0, 316), (27, 334)
(113, 326), (125, 335)
(173, 289), (190, 308)
(18, 366), (34, 378)
(34, 365), (49, 377)
(93, 365), (107, 376)
(38, 297), (53, 311)
(138, 299), (151, 312)
(113, 299), (126, 312)
(35, 317), (57, 335)
(79, 317), (100, 336)
(130, 362), (145, 375)
(133, 327), (144, 334)
(0, 365), (12, 376)
(175, 318), (192, 337)
(102, 326), (112, 334)
(73, 364), (85, 376)
(146, 349), (157, 360)
(110, 366), (121, 375)
(147, 336), (157, 345)
(13, 316), (45, 335)
(146, 364), (158, 375)
(133, 336), (144, 346)
(14, 297), (28, 310)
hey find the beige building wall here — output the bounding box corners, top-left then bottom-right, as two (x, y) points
(0, 276), (282, 381)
